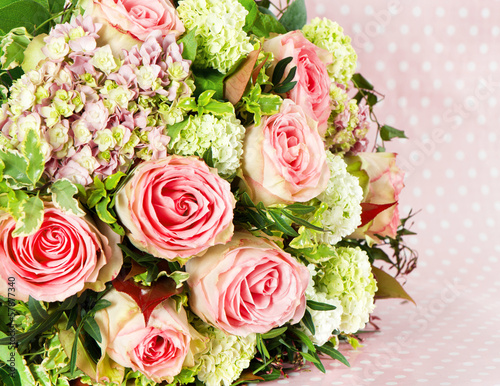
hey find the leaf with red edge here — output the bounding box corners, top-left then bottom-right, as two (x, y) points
(251, 52), (270, 84)
(232, 371), (265, 386)
(360, 202), (397, 227)
(112, 276), (181, 325)
(224, 49), (261, 104)
(372, 266), (415, 304)
(124, 260), (148, 281)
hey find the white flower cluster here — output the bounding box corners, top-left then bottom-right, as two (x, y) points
(302, 17), (357, 86)
(168, 113), (245, 178)
(314, 151), (363, 245)
(313, 247), (377, 334)
(195, 322), (257, 386)
(177, 0), (254, 73)
(301, 264), (343, 346)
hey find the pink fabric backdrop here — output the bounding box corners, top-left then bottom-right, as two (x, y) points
(263, 1), (500, 385)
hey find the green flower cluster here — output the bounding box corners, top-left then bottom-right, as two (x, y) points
(168, 113), (245, 179)
(177, 0), (254, 74)
(314, 151), (363, 245)
(312, 246), (377, 334)
(302, 17), (357, 86)
(194, 321), (257, 386)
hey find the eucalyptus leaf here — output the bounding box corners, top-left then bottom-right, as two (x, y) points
(82, 317), (102, 343)
(302, 309), (315, 335)
(260, 326), (287, 339)
(268, 209), (298, 237)
(279, 0), (307, 31)
(27, 297), (48, 324)
(306, 300), (337, 311)
(316, 341), (350, 367)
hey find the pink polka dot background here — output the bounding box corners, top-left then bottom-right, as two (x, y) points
(264, 1), (500, 385)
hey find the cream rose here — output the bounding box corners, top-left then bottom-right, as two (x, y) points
(86, 0), (185, 56)
(94, 289), (205, 383)
(115, 156), (235, 262)
(0, 203), (122, 302)
(186, 231), (310, 336)
(240, 99), (330, 206)
(346, 152), (405, 240)
(264, 31), (332, 136)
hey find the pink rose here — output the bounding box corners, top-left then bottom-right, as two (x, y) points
(115, 156), (235, 261)
(264, 31), (332, 136)
(87, 0), (184, 56)
(347, 152), (405, 240)
(94, 290), (204, 383)
(0, 203), (122, 302)
(241, 99), (330, 206)
(186, 231), (310, 336)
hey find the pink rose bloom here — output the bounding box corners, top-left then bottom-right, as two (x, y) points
(87, 0), (185, 57)
(241, 99), (330, 206)
(264, 31), (332, 136)
(94, 290), (205, 383)
(348, 152), (405, 240)
(0, 204), (122, 302)
(186, 231), (310, 336)
(115, 156), (235, 262)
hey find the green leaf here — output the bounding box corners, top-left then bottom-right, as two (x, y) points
(202, 146), (214, 168)
(0, 332), (35, 385)
(166, 118), (190, 141)
(273, 81), (297, 94)
(300, 351), (325, 373)
(261, 326), (287, 339)
(302, 309), (315, 335)
(49, 179), (85, 216)
(193, 68), (226, 100)
(290, 328), (316, 353)
(366, 92), (378, 107)
(307, 300), (337, 311)
(0, 149), (30, 186)
(48, 0), (65, 13)
(0, 0), (51, 34)
(237, 0), (258, 32)
(21, 128), (44, 185)
(268, 209), (298, 237)
(12, 195), (44, 237)
(0, 310), (62, 346)
(279, 0), (307, 31)
(372, 266), (415, 304)
(90, 299), (112, 315)
(104, 171), (126, 191)
(272, 57), (293, 86)
(251, 11), (287, 37)
(178, 28), (197, 62)
(82, 317), (102, 343)
(380, 125), (407, 141)
(86, 187), (106, 209)
(0, 27), (31, 70)
(316, 341), (350, 367)
(95, 196), (116, 224)
(351, 73), (374, 90)
(255, 334), (270, 359)
(239, 191), (255, 207)
(203, 100), (235, 116)
(281, 210), (325, 232)
(284, 203), (316, 214)
(27, 297), (48, 324)
(257, 94), (282, 115)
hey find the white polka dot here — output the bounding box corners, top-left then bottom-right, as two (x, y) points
(364, 5), (374, 15)
(423, 169), (432, 179)
(459, 7), (468, 17)
(446, 25), (455, 36)
(478, 150), (487, 160)
(458, 186), (467, 195)
(400, 25), (410, 34)
(488, 133), (497, 142)
(457, 44), (466, 54)
(421, 97), (430, 107)
(340, 5), (350, 15)
(479, 43), (488, 54)
(422, 61), (432, 71)
(481, 185), (490, 195)
(456, 151), (465, 160)
(399, 61), (409, 72)
(412, 43), (421, 53)
(445, 169), (454, 178)
(468, 168), (477, 178)
(482, 8), (490, 18)
(388, 42), (398, 53)
(492, 26), (500, 36)
(376, 61), (385, 71)
(490, 61), (498, 71)
(441, 220), (450, 229)
(433, 151), (442, 161)
(424, 25), (433, 35)
(434, 43), (444, 53)
(472, 202), (481, 212)
(315, 4), (326, 15)
(436, 7), (445, 17)
(470, 26), (479, 36)
(467, 62), (476, 71)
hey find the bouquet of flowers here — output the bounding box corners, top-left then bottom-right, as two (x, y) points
(0, 0), (417, 385)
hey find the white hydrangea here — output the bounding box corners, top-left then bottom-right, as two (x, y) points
(313, 247), (377, 334)
(195, 322), (257, 386)
(314, 151), (363, 245)
(168, 113), (245, 178)
(302, 18), (357, 85)
(300, 265), (343, 346)
(177, 0), (254, 73)
(91, 45), (118, 75)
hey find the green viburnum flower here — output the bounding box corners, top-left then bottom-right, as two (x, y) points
(313, 151), (363, 245)
(177, 0), (254, 74)
(311, 246), (377, 334)
(302, 17), (357, 85)
(194, 321), (257, 386)
(168, 113), (245, 179)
